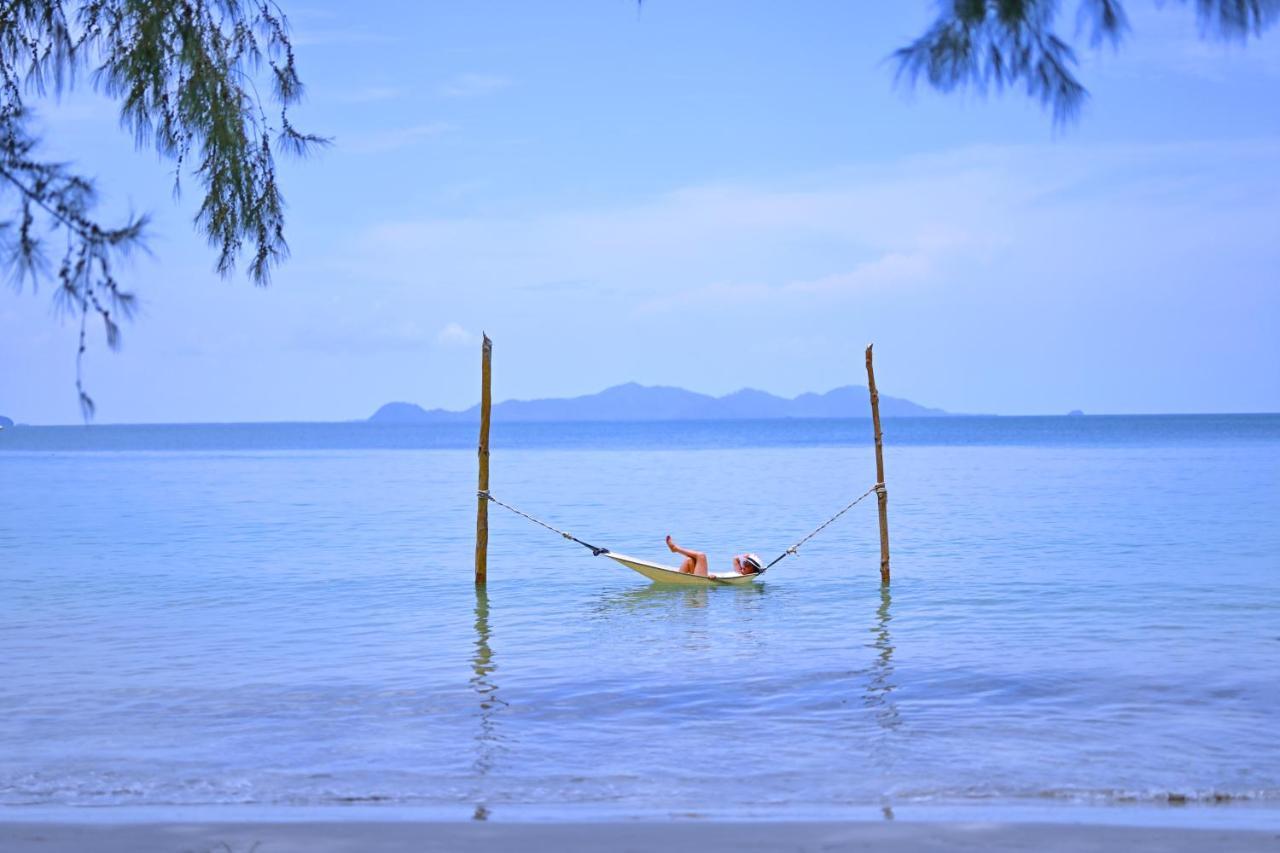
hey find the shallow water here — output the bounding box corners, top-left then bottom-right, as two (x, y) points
(1, 417), (1278, 820)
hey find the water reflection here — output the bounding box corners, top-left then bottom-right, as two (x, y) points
(865, 583), (899, 730)
(594, 582), (768, 616)
(865, 582), (900, 819)
(470, 587), (506, 821)
(591, 583), (770, 656)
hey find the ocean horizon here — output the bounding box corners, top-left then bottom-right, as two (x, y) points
(4, 412), (1279, 450)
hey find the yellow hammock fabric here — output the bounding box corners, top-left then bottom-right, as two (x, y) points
(605, 553), (762, 586)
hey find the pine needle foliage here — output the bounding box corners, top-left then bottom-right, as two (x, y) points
(0, 1), (324, 419)
(895, 0), (1278, 124)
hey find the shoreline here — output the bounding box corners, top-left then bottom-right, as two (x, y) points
(4, 801), (1279, 828)
(2, 820), (1278, 853)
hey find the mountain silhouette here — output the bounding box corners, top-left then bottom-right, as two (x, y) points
(370, 383), (947, 423)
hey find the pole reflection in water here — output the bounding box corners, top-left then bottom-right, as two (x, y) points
(864, 582), (900, 819)
(470, 587), (506, 821)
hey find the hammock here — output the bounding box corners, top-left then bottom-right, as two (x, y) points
(479, 482), (884, 586)
(605, 553), (762, 586)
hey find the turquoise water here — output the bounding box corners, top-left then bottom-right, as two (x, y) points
(1, 416), (1278, 820)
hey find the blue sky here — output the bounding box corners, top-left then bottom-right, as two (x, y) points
(2, 0), (1278, 424)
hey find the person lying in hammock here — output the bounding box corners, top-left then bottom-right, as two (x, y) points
(666, 535), (763, 577)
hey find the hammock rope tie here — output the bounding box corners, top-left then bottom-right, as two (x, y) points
(479, 490), (610, 556)
(762, 482), (884, 569)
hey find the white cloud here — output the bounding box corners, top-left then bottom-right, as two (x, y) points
(337, 137), (1279, 411)
(639, 252), (934, 314)
(334, 86), (403, 104)
(436, 322), (476, 347)
(291, 28), (398, 48)
(438, 73), (511, 98)
(344, 122), (452, 153)
(350, 145), (1042, 310)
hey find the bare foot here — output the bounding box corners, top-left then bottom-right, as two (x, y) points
(666, 535), (677, 552)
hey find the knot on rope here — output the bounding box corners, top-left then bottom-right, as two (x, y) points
(477, 490), (491, 500)
(786, 546), (798, 556)
(590, 546), (610, 557)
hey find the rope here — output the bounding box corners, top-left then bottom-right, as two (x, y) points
(479, 491), (610, 556)
(479, 481), (885, 573)
(763, 482), (884, 569)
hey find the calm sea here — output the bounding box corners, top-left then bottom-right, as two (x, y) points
(2, 416), (1278, 823)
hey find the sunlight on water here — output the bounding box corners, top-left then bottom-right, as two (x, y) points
(1, 417), (1278, 819)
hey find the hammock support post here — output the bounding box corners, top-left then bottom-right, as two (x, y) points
(475, 334), (493, 586)
(866, 343), (891, 584)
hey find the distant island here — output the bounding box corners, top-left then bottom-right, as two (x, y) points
(370, 383), (948, 423)
(0, 415), (13, 429)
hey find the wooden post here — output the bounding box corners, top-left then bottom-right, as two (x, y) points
(475, 334), (493, 586)
(865, 344), (891, 584)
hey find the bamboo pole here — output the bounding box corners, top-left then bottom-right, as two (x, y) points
(865, 344), (891, 584)
(475, 334), (493, 586)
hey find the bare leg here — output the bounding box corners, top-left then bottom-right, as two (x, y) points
(667, 536), (709, 577)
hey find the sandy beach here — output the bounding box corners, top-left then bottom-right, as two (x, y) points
(2, 821), (1277, 853)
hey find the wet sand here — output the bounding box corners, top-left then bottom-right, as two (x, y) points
(1, 821), (1277, 852)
